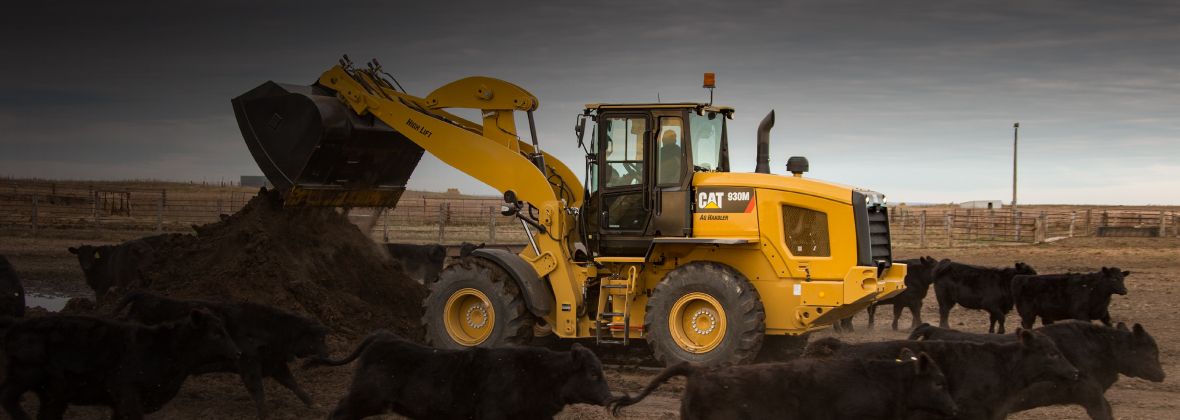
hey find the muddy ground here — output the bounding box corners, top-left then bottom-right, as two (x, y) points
(1, 236), (1176, 419)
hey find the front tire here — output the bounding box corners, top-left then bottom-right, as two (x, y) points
(645, 262), (765, 366)
(423, 257), (533, 349)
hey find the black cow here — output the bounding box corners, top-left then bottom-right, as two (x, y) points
(868, 256), (938, 330)
(1012, 267), (1129, 328)
(804, 330), (1078, 420)
(0, 310), (240, 420)
(304, 332), (615, 420)
(115, 293), (328, 419)
(933, 260), (1036, 333)
(610, 348), (957, 420)
(67, 234), (180, 299)
(0, 255), (25, 317)
(384, 243), (447, 284)
(908, 321), (1164, 420)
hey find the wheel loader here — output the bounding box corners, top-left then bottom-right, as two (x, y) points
(232, 57), (906, 365)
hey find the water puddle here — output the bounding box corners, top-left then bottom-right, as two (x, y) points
(25, 292), (72, 312)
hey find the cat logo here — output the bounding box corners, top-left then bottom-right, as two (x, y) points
(696, 187), (755, 214)
(700, 192), (724, 209)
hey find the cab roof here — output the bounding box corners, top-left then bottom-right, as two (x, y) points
(583, 102), (735, 114)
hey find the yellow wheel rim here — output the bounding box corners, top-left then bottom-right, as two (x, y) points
(443, 288), (495, 346)
(668, 292), (727, 354)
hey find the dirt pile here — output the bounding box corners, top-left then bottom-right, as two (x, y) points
(110, 189), (426, 340)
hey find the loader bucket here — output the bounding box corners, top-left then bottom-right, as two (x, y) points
(232, 81), (424, 208)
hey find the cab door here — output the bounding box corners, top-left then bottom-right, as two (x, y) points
(649, 112), (692, 237)
(592, 113), (652, 256)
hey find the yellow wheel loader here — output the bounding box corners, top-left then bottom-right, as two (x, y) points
(232, 57), (906, 365)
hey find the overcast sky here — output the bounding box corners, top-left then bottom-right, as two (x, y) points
(2, 0), (1178, 204)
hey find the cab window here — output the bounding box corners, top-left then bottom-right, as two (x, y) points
(783, 205), (830, 257)
(604, 117), (646, 188)
(656, 116), (684, 185)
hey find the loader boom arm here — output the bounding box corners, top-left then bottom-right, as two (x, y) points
(317, 65), (583, 209)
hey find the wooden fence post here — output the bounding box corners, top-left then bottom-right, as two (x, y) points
(1101, 211), (1109, 229)
(945, 213), (953, 248)
(989, 209), (996, 240)
(156, 190), (166, 233)
(1085, 209), (1093, 236)
(1069, 211), (1076, 237)
(1015, 211), (1023, 241)
(31, 195), (38, 236)
(437, 203), (448, 243)
(489, 207), (498, 244)
(919, 210), (927, 248)
(382, 208), (390, 243)
(1160, 212), (1167, 238)
(1034, 211), (1047, 243)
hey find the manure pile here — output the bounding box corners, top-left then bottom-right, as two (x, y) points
(106, 189), (426, 339)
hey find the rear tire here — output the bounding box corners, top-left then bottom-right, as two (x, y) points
(423, 257), (533, 349)
(645, 262), (765, 366)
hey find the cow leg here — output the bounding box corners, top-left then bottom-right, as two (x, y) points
(936, 298), (953, 328)
(237, 360), (269, 419)
(1077, 384), (1115, 420)
(908, 302), (923, 329)
(1020, 313), (1036, 329)
(989, 310), (1006, 334)
(270, 362), (314, 406)
(1098, 313), (1113, 327)
(1, 383), (31, 420)
(866, 304), (877, 329)
(888, 304), (902, 331)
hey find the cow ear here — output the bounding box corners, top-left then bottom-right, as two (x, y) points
(1018, 329), (1035, 346)
(915, 352), (935, 374)
(1116, 322), (1130, 332)
(897, 347), (916, 362)
(1133, 324), (1146, 336)
(1121, 270), (1131, 277)
(68, 247), (78, 255)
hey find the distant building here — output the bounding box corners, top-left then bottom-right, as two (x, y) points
(959, 200), (1004, 210)
(240, 176), (272, 188)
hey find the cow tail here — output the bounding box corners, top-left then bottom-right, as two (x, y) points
(608, 362), (696, 416)
(908, 323), (934, 340)
(302, 331), (393, 368)
(113, 291), (148, 317)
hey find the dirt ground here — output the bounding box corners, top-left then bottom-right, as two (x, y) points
(2, 236), (1177, 419)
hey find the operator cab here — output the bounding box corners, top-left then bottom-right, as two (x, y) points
(576, 103), (734, 257)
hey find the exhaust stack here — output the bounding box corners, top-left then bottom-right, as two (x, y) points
(755, 110), (774, 174)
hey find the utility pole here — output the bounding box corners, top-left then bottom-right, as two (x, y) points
(1011, 122), (1019, 210)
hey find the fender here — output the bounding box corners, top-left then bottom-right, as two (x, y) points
(470, 248), (554, 318)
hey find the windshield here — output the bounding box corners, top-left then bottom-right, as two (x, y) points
(690, 112), (723, 171)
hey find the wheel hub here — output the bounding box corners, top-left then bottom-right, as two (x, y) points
(442, 288), (496, 346)
(669, 292), (728, 354)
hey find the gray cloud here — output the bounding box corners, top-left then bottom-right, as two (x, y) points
(1, 0), (1178, 204)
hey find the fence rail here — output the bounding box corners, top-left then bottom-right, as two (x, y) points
(2, 180), (1177, 246)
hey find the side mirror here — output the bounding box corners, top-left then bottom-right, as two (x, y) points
(575, 115), (587, 148)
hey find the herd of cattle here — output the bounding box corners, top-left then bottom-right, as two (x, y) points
(0, 248), (1166, 419)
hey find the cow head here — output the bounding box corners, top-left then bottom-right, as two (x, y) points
(1013, 262), (1037, 276)
(1115, 323), (1165, 382)
(559, 343), (615, 406)
(69, 245), (116, 297)
(178, 308), (242, 364)
(1017, 329), (1079, 383)
(898, 348), (957, 418)
(912, 256), (940, 286)
(1100, 267), (1130, 295)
